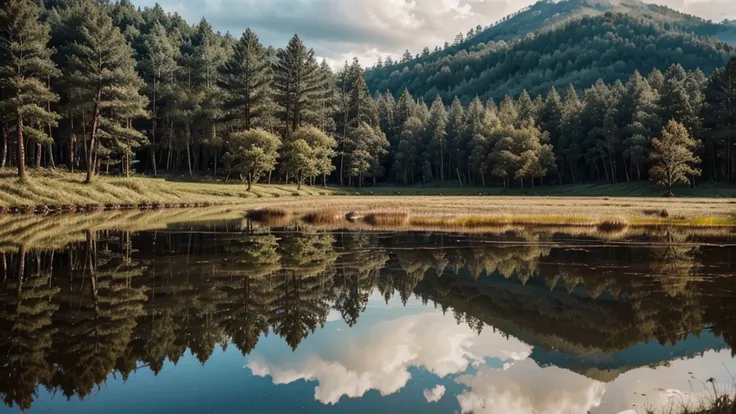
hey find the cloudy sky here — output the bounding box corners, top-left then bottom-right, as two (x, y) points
(129, 0), (736, 68)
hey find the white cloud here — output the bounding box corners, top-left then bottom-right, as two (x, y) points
(423, 384), (447, 403)
(129, 0), (736, 71)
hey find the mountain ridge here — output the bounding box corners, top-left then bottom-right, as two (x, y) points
(364, 0), (735, 102)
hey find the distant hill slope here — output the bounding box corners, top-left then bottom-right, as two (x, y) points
(365, 0), (735, 103)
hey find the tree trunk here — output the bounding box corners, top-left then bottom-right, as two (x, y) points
(47, 143), (55, 169)
(570, 161), (576, 185)
(85, 86), (103, 184)
(186, 140), (193, 178)
(16, 113), (26, 180)
(35, 143), (42, 168)
(247, 173), (252, 191)
(1, 122), (8, 168)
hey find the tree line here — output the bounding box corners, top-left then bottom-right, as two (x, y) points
(1, 0), (735, 190)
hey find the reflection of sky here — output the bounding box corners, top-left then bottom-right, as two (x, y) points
(18, 290), (736, 414)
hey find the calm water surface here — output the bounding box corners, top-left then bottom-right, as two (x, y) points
(1, 219), (735, 413)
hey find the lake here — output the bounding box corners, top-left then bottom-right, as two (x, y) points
(1, 216), (735, 413)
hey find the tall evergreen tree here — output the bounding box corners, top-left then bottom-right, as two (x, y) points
(220, 28), (271, 131)
(140, 22), (177, 176)
(61, 0), (147, 182)
(702, 58), (736, 182)
(426, 95), (447, 183)
(273, 35), (324, 137)
(0, 0), (60, 180)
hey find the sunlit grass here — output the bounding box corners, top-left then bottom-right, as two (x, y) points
(364, 211), (408, 226)
(301, 208), (344, 225)
(0, 169), (343, 209)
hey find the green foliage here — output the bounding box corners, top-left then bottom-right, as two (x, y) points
(281, 126), (336, 189)
(650, 120), (702, 193)
(0, 0), (60, 179)
(273, 35), (325, 135)
(223, 129), (280, 189)
(56, 0), (148, 181)
(220, 28), (271, 130)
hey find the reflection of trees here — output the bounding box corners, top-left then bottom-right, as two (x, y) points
(0, 247), (59, 411)
(50, 231), (148, 399)
(648, 230), (700, 297)
(2, 229), (736, 410)
(333, 234), (388, 326)
(272, 231), (336, 350)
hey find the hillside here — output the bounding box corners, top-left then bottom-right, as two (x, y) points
(364, 0), (735, 102)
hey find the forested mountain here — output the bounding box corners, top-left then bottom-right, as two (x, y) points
(364, 0), (734, 103)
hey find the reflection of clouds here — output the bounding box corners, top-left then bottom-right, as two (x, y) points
(247, 311), (531, 404)
(423, 385), (446, 403)
(453, 349), (736, 414)
(455, 359), (605, 414)
(247, 296), (736, 412)
(599, 349), (736, 414)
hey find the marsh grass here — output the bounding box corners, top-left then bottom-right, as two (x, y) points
(301, 209), (344, 225)
(596, 217), (629, 233)
(246, 208), (291, 226)
(364, 211), (408, 226)
(657, 379), (736, 414)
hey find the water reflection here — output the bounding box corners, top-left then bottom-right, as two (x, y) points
(1, 221), (735, 413)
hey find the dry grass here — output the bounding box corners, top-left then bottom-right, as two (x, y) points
(226, 196), (736, 223)
(301, 208), (344, 225)
(364, 211), (408, 226)
(596, 217), (629, 233)
(246, 208), (291, 226)
(0, 169), (343, 210)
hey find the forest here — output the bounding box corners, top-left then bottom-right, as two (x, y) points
(1, 0), (736, 191)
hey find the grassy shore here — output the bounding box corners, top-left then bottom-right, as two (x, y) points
(0, 170), (734, 219)
(0, 169), (342, 210)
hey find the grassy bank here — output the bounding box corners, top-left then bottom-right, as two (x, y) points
(1, 170), (735, 215)
(0, 169), (342, 210)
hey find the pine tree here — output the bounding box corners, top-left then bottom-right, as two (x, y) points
(220, 28), (271, 131)
(426, 95), (447, 183)
(660, 64), (702, 132)
(0, 0), (60, 180)
(140, 22), (177, 176)
(650, 120), (701, 196)
(273, 35), (324, 137)
(61, 0), (148, 182)
(702, 58), (736, 182)
(558, 85), (584, 184)
(446, 97), (465, 184)
(516, 89), (536, 127)
(193, 20), (228, 171)
(621, 71), (660, 180)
